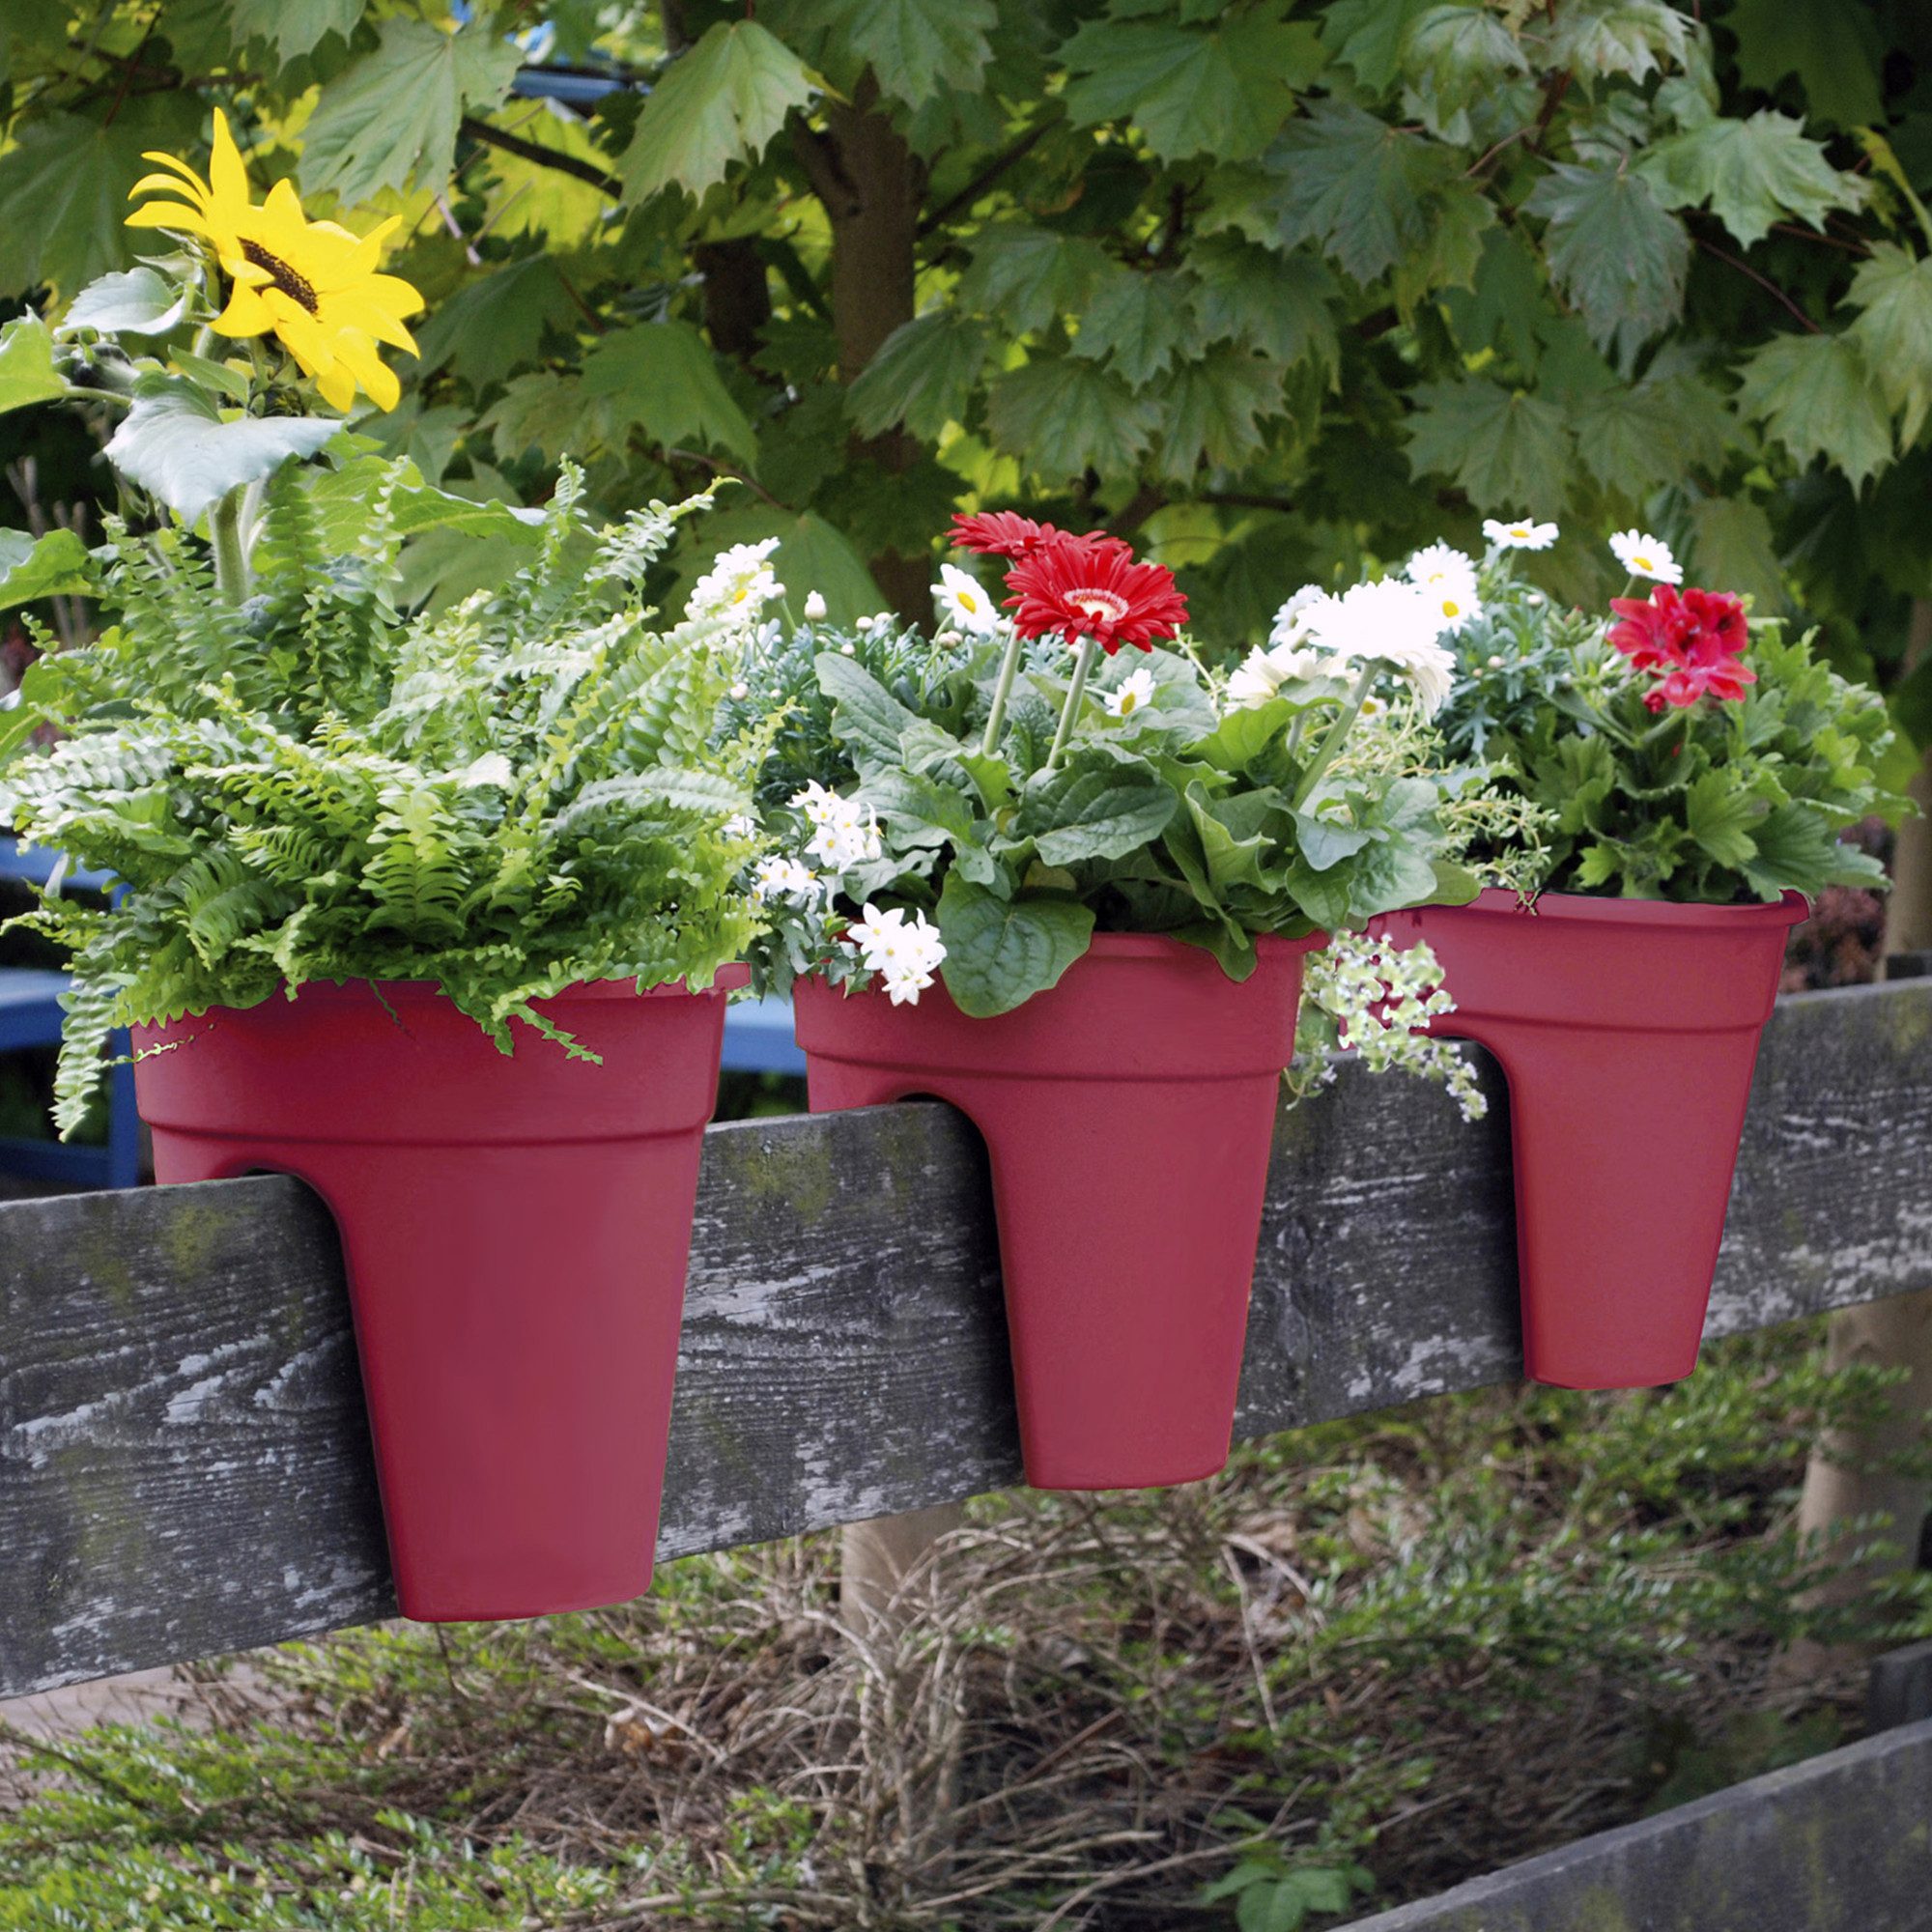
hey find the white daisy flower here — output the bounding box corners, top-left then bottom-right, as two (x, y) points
(1483, 517), (1558, 551)
(932, 562), (1001, 638)
(1104, 667), (1157, 719)
(1304, 579), (1458, 717)
(686, 539), (783, 626)
(1268, 584), (1333, 650)
(1608, 529), (1683, 584)
(1405, 545), (1483, 633)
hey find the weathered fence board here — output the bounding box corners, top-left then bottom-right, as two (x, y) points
(2, 980), (1929, 1697)
(1342, 1711), (1932, 1932)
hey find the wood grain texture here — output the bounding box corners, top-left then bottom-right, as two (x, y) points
(1, 980), (1929, 1697)
(1341, 1713), (1932, 1932)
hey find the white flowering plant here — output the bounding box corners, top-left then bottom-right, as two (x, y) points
(724, 513), (1486, 1018)
(1425, 524), (1907, 903)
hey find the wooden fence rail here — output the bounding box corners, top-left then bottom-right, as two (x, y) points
(3, 980), (1930, 1701)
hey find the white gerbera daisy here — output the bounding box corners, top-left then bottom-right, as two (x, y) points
(1608, 529), (1682, 584)
(932, 562), (1001, 638)
(1483, 516), (1558, 551)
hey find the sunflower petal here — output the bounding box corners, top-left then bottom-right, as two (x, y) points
(211, 283), (275, 339)
(125, 203), (212, 235)
(330, 292), (420, 355)
(363, 272), (426, 321)
(208, 108), (250, 212)
(138, 153), (211, 194)
(331, 327), (401, 411)
(315, 360), (358, 412)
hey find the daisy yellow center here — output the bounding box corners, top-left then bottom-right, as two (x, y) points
(959, 589), (980, 612)
(1633, 554), (1654, 572)
(1509, 526), (1530, 537)
(1121, 691), (1141, 713)
(240, 238), (320, 315)
(1068, 588), (1128, 623)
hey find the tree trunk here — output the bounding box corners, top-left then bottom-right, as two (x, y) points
(793, 80), (930, 623)
(1788, 598), (1932, 1652)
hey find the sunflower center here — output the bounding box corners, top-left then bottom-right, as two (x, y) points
(241, 239), (320, 315)
(1067, 588), (1129, 623)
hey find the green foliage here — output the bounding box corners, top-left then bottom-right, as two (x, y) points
(0, 464), (765, 1132)
(0, 0), (1921, 732)
(1435, 545), (1907, 901)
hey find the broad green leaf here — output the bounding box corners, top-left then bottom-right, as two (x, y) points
(0, 316), (67, 415)
(415, 256), (580, 388)
(61, 268), (187, 337)
(985, 357), (1157, 479)
(1723, 0), (1884, 128)
(1151, 347), (1286, 479)
(1846, 244), (1932, 447)
(301, 17), (522, 204)
(225, 0), (362, 60)
(1072, 269), (1195, 386)
(1406, 6), (1529, 120)
(1524, 160), (1688, 361)
(863, 768), (979, 849)
(816, 650), (923, 767)
(1389, 180), (1496, 314)
(580, 322), (756, 464)
(1191, 696), (1294, 772)
(1440, 226), (1549, 370)
(300, 457), (546, 554)
(1639, 111), (1866, 250)
(1060, 11), (1324, 163)
(1293, 810), (1371, 871)
(958, 227), (1110, 336)
(1690, 497), (1785, 610)
(1026, 768), (1179, 866)
(1184, 785), (1274, 890)
(1319, 0), (1433, 93)
(1570, 375), (1731, 494)
(1546, 0), (1690, 82)
(0, 528), (97, 611)
(617, 21), (816, 203)
(0, 98), (201, 298)
(485, 371), (586, 465)
(1686, 769), (1760, 868)
(1255, 102), (1460, 287)
(1405, 379), (1574, 512)
(1736, 332), (1894, 490)
(782, 0), (995, 106)
(1189, 241), (1339, 378)
(846, 312), (992, 440)
(103, 378), (340, 526)
(936, 873), (1094, 1016)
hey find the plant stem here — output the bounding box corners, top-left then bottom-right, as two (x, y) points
(210, 489), (249, 606)
(1291, 661), (1379, 810)
(1044, 637), (1098, 771)
(980, 628), (1023, 758)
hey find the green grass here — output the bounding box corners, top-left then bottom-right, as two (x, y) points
(1, 1322), (1925, 1930)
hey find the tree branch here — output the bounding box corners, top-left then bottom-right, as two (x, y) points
(919, 121), (1054, 236)
(1692, 233), (1824, 334)
(458, 114), (623, 201)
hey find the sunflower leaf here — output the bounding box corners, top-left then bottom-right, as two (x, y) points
(105, 377), (341, 526)
(0, 315), (68, 416)
(61, 268), (189, 337)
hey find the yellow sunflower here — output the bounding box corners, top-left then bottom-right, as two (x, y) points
(127, 109), (424, 414)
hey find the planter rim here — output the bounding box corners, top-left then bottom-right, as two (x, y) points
(1444, 886), (1808, 932)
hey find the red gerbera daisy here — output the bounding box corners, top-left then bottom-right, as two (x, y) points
(1607, 584), (1754, 713)
(950, 510), (1060, 559)
(1004, 531), (1189, 655)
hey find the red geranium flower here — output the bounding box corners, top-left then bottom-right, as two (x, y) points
(950, 510), (1060, 559)
(1607, 584), (1754, 713)
(1004, 531), (1189, 655)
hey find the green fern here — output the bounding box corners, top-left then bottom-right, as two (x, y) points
(0, 459), (766, 1133)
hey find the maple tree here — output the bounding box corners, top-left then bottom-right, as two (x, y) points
(0, 0), (1927, 736)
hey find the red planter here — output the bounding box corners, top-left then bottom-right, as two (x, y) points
(1374, 889), (1807, 1388)
(132, 973), (744, 1622)
(793, 933), (1321, 1489)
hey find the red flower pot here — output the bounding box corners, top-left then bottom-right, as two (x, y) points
(132, 973), (745, 1622)
(793, 933), (1322, 1489)
(1374, 889), (1807, 1388)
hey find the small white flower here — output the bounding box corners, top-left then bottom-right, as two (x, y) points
(728, 681), (750, 700)
(1526, 592), (1545, 608)
(752, 856), (820, 905)
(803, 590), (828, 621)
(1405, 545), (1482, 634)
(839, 641), (856, 656)
(1608, 528), (1682, 584)
(790, 782), (881, 869)
(1226, 638), (1331, 710)
(686, 538), (783, 626)
(1303, 578), (1457, 717)
(723, 812), (759, 841)
(1486, 654), (1504, 670)
(1104, 667), (1157, 719)
(933, 562), (1001, 638)
(847, 902), (946, 1006)
(855, 613), (875, 632)
(1483, 517), (1558, 551)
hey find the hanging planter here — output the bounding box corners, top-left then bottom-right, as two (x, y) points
(133, 972), (744, 1622)
(794, 932), (1322, 1490)
(1374, 889), (1806, 1388)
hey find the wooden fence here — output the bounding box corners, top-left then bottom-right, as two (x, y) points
(2, 979), (1930, 1924)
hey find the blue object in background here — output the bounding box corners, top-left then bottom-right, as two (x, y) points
(722, 995), (807, 1077)
(0, 838), (140, 1190)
